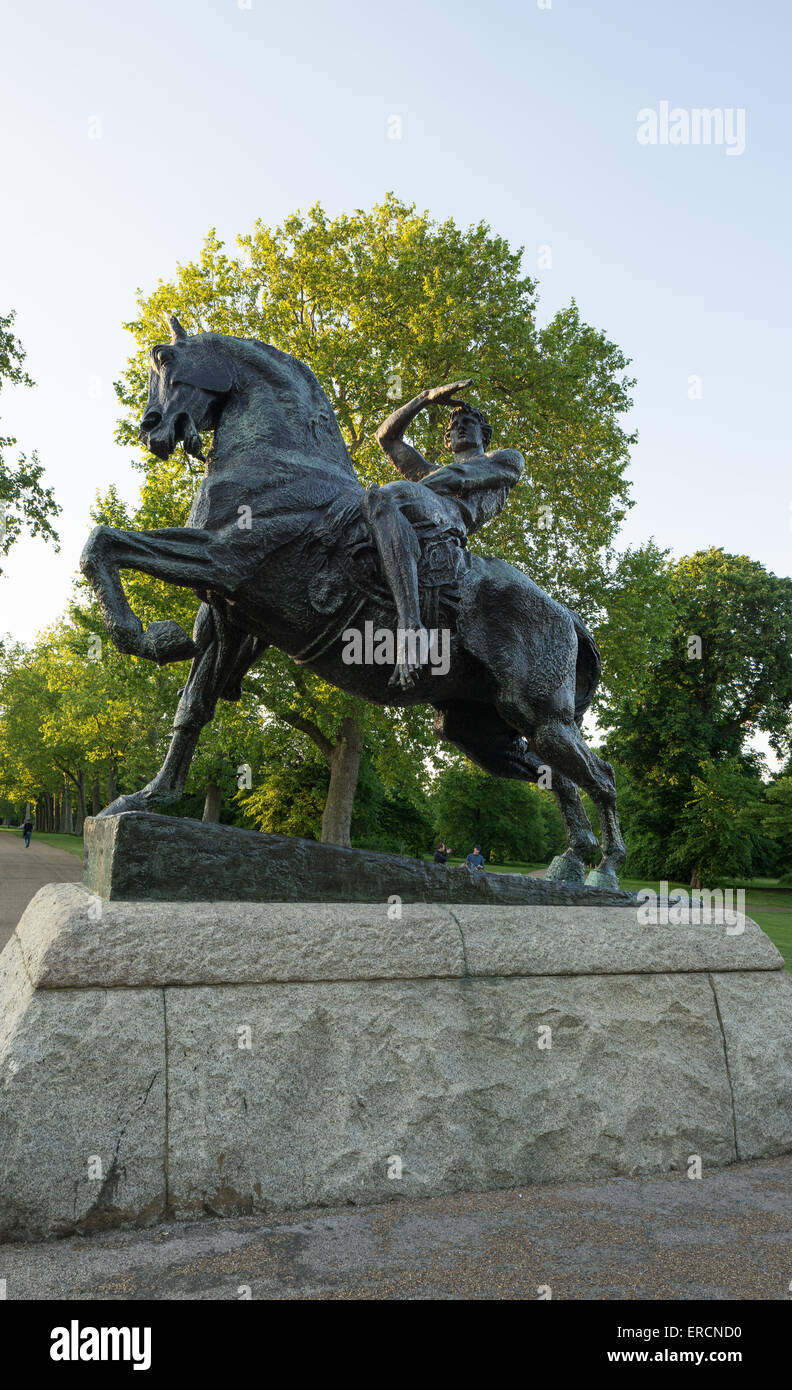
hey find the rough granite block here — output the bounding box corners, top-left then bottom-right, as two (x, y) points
(710, 970), (792, 1159)
(0, 936), (166, 1242)
(164, 974), (734, 1217)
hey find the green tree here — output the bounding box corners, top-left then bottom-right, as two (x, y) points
(673, 757), (770, 885)
(107, 197), (637, 842)
(0, 617), (180, 830)
(604, 549), (792, 883)
(593, 540), (676, 715)
(237, 722), (328, 840)
(431, 756), (564, 864)
(762, 775), (792, 876)
(0, 311), (60, 570)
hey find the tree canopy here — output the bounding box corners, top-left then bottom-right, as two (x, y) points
(0, 310), (60, 571)
(604, 548), (792, 882)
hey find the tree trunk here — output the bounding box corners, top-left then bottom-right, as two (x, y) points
(690, 868), (700, 889)
(76, 771), (87, 830)
(202, 781), (222, 823)
(321, 716), (364, 848)
(92, 780), (102, 816)
(62, 780), (73, 834)
(108, 765), (117, 804)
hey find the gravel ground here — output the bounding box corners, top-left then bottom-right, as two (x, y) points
(2, 1156), (791, 1301)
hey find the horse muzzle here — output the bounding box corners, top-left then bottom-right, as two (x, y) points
(139, 411), (204, 462)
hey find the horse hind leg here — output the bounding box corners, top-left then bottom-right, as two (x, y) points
(99, 608), (264, 817)
(530, 710), (626, 888)
(542, 773), (601, 884)
(433, 701), (599, 880)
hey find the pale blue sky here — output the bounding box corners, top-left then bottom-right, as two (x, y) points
(1, 0), (790, 651)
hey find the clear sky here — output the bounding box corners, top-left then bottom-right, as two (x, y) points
(1, 0), (790, 651)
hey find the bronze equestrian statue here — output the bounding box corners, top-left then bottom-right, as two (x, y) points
(80, 314), (626, 887)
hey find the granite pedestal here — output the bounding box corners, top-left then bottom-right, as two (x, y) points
(2, 871), (790, 1242)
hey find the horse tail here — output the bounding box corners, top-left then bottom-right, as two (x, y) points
(570, 610), (601, 724)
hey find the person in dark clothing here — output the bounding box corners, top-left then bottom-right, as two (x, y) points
(466, 845), (485, 870)
(22, 819), (33, 848)
(434, 843), (451, 864)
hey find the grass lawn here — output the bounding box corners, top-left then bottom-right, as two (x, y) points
(745, 912), (792, 972)
(0, 826), (84, 858)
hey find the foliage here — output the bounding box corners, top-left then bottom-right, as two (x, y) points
(431, 755), (565, 863)
(0, 310), (60, 570)
(605, 549), (792, 882)
(672, 757), (771, 885)
(762, 776), (792, 873)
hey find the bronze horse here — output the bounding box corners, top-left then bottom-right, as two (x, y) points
(81, 316), (626, 887)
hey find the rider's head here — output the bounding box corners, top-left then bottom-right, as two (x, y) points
(444, 403), (492, 455)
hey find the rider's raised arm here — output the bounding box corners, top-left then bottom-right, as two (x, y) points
(375, 391), (433, 481)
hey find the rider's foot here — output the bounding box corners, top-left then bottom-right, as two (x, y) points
(388, 624), (431, 691)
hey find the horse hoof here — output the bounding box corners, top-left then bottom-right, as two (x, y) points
(95, 789), (160, 817)
(96, 792), (152, 818)
(143, 620), (197, 666)
(585, 866), (622, 891)
(545, 851), (586, 884)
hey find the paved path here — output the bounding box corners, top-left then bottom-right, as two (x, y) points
(0, 833), (82, 951)
(1, 1157), (790, 1300)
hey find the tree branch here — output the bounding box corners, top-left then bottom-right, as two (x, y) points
(277, 709), (335, 764)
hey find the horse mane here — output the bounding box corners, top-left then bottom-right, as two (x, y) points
(207, 333), (358, 480)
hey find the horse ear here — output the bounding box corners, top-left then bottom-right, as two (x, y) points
(165, 312), (188, 342)
(172, 352), (235, 395)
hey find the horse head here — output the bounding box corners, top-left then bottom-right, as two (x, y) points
(139, 313), (236, 461)
(139, 314), (356, 479)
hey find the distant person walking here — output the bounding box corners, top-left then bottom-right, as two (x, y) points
(22, 818), (34, 848)
(466, 845), (485, 871)
(434, 843), (451, 864)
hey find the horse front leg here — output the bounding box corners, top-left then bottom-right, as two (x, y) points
(81, 524), (216, 664)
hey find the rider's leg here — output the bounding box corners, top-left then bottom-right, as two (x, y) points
(361, 484), (428, 689)
(361, 484), (423, 628)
